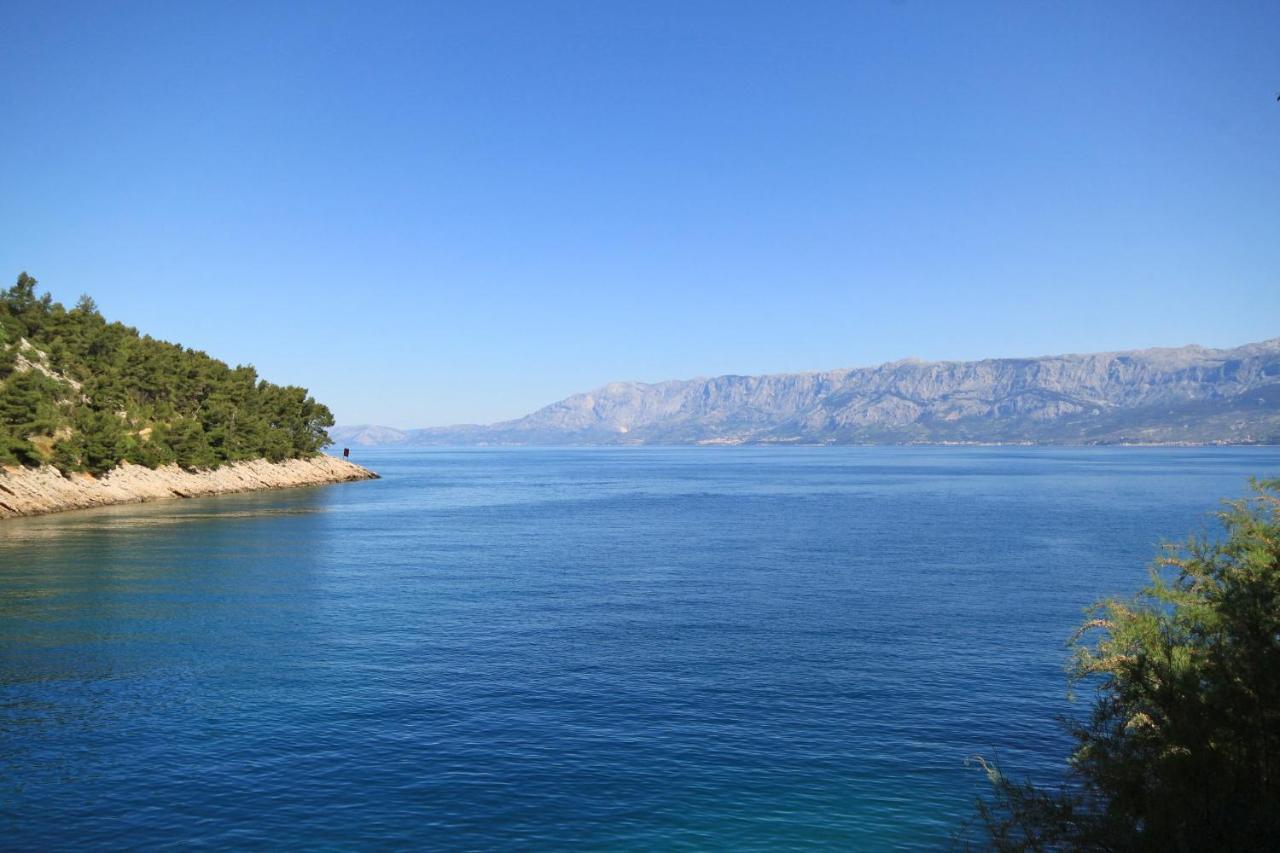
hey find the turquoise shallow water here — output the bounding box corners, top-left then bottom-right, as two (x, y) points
(2, 447), (1278, 849)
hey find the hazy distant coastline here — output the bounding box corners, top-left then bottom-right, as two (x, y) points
(336, 339), (1280, 448)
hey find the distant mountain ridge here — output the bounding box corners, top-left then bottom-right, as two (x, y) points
(335, 339), (1280, 447)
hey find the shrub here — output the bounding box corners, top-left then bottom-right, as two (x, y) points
(971, 479), (1280, 850)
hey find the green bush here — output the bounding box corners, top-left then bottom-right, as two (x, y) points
(971, 479), (1280, 850)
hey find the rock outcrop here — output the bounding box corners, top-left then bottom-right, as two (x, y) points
(0, 455), (378, 520)
(334, 338), (1280, 446)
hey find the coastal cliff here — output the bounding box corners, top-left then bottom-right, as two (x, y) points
(0, 454), (377, 520)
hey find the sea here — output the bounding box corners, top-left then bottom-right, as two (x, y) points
(2, 447), (1277, 850)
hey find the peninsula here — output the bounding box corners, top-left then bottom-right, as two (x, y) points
(0, 273), (375, 519)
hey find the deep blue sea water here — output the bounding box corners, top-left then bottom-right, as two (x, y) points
(2, 447), (1278, 850)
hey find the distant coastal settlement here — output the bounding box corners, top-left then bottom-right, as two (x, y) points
(0, 272), (375, 518)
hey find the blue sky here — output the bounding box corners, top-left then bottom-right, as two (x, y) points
(2, 1), (1277, 426)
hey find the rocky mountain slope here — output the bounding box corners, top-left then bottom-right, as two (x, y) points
(335, 339), (1280, 447)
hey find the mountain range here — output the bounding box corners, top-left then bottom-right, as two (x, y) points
(334, 339), (1280, 447)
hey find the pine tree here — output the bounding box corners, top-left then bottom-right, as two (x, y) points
(0, 272), (335, 474)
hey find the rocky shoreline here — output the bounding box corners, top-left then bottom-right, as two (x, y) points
(0, 454), (378, 520)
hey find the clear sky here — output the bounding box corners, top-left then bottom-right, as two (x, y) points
(1, 1), (1277, 427)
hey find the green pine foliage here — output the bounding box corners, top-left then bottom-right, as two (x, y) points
(969, 479), (1280, 850)
(0, 272), (334, 475)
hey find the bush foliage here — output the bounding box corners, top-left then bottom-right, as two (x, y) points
(0, 272), (334, 474)
(972, 478), (1280, 850)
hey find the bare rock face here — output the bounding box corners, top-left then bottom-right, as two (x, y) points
(0, 455), (378, 520)
(343, 338), (1280, 446)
